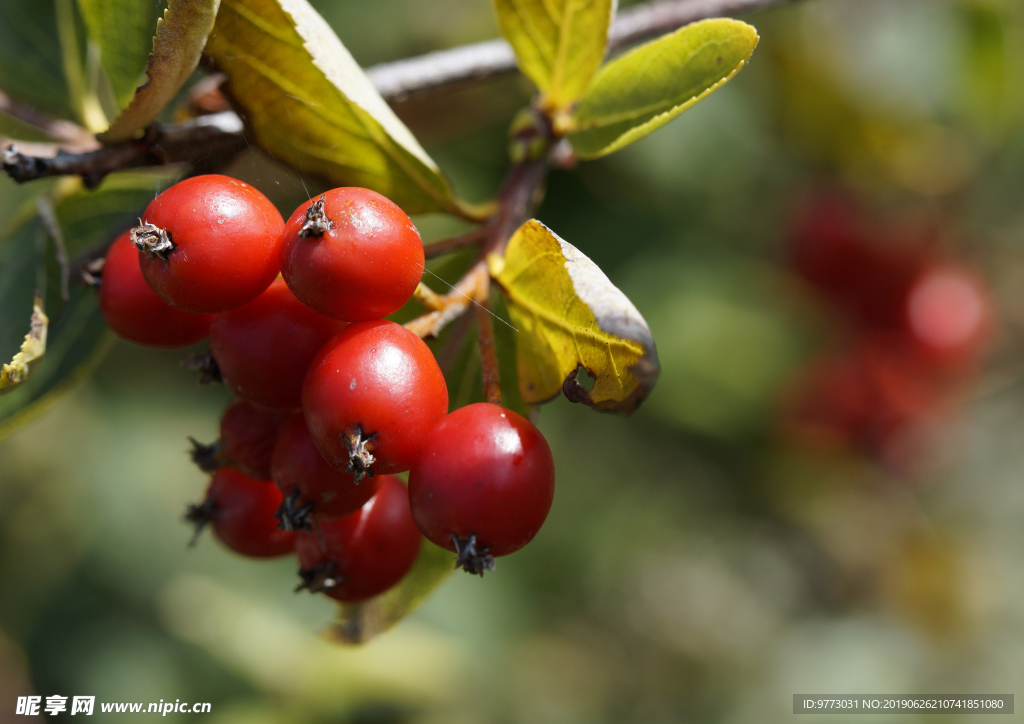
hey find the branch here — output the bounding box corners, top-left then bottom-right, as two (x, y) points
(2, 112), (246, 188)
(366, 0), (795, 99)
(404, 262), (490, 339)
(2, 0), (791, 187)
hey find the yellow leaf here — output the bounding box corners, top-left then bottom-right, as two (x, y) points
(205, 0), (477, 217)
(99, 0), (221, 143)
(489, 220), (658, 413)
(0, 295), (48, 393)
(493, 0), (614, 109)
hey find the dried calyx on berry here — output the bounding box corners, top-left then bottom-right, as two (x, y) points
(183, 495), (216, 547)
(274, 488), (314, 532)
(452, 534), (496, 576)
(130, 219), (176, 261)
(298, 195), (333, 239)
(181, 350), (222, 385)
(343, 425), (377, 483)
(295, 561), (343, 593)
(188, 437), (226, 473)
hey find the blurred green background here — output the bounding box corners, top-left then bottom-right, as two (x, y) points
(3, 0), (1024, 721)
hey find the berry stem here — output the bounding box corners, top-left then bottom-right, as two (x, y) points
(412, 282), (446, 311)
(404, 262), (490, 338)
(423, 225), (488, 259)
(475, 296), (502, 406)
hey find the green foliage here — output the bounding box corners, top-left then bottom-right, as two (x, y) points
(0, 111), (59, 142)
(100, 0), (221, 142)
(204, 0), (478, 218)
(0, 173), (176, 439)
(76, 0), (164, 108)
(0, 2), (75, 120)
(569, 18), (759, 158)
(493, 0), (613, 109)
(0, 0), (770, 642)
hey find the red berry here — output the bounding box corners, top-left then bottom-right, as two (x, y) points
(271, 412), (381, 525)
(790, 194), (924, 329)
(408, 403), (555, 574)
(98, 231), (212, 347)
(294, 475), (421, 602)
(209, 278), (347, 410)
(302, 320), (448, 478)
(279, 188), (424, 321)
(134, 175), (284, 313)
(219, 399), (283, 480)
(905, 263), (991, 362)
(186, 467), (294, 558)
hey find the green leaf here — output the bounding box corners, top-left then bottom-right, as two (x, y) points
(205, 0), (477, 218)
(77, 0), (164, 108)
(99, 0), (220, 143)
(55, 0), (109, 133)
(489, 219), (659, 414)
(493, 0), (614, 108)
(331, 539), (455, 644)
(0, 110), (60, 143)
(569, 18), (759, 159)
(0, 2), (75, 121)
(0, 172), (175, 439)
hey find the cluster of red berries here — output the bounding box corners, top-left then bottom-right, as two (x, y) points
(97, 174), (556, 600)
(782, 193), (993, 466)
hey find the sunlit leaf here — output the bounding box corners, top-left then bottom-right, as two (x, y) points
(99, 0), (220, 143)
(77, 0), (164, 108)
(0, 172), (174, 439)
(493, 0), (614, 108)
(0, 295), (48, 393)
(331, 538), (455, 644)
(569, 18), (758, 159)
(55, 0), (108, 133)
(205, 0), (478, 218)
(489, 219), (658, 413)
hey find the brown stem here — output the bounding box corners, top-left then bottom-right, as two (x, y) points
(2, 112), (247, 188)
(424, 226), (488, 259)
(475, 298), (502, 406)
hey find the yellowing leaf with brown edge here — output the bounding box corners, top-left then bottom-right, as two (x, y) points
(99, 0), (221, 143)
(205, 0), (479, 218)
(493, 0), (615, 109)
(489, 220), (658, 413)
(0, 295), (48, 393)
